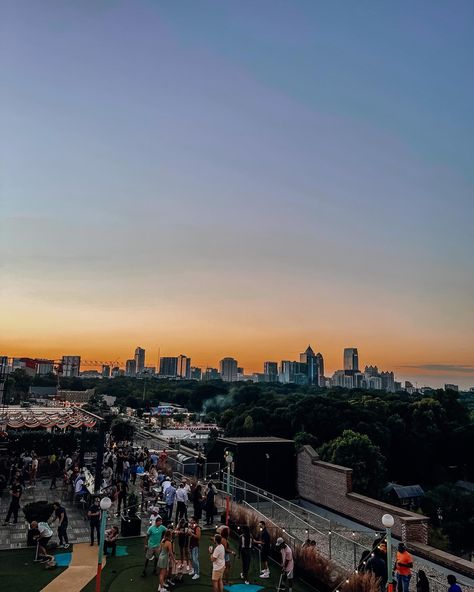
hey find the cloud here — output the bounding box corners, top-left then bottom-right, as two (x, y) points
(398, 364), (474, 374)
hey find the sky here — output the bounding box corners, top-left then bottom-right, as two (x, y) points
(1, 1), (473, 388)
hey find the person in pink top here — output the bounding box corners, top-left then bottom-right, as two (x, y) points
(276, 537), (294, 592)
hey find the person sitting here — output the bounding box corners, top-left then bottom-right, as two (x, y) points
(103, 526), (120, 557)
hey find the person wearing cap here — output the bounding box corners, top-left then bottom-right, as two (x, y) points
(142, 515), (167, 577)
(395, 543), (413, 592)
(276, 537), (294, 592)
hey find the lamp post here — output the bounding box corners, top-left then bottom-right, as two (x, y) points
(95, 496), (112, 592)
(382, 514), (394, 592)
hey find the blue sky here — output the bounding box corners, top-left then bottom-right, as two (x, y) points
(1, 1), (473, 386)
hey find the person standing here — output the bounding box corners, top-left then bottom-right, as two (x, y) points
(395, 543), (413, 592)
(196, 453), (205, 479)
(210, 533), (226, 592)
(276, 538), (294, 592)
(175, 482), (188, 522)
(239, 525), (252, 585)
(51, 502), (69, 549)
(189, 516), (201, 580)
(87, 497), (101, 546)
(192, 484), (203, 522)
(256, 520), (271, 578)
(204, 481), (217, 526)
(103, 526), (120, 557)
(30, 455), (39, 486)
(157, 529), (175, 592)
(142, 515), (166, 577)
(416, 570), (430, 592)
(447, 575), (462, 592)
(3, 478), (22, 525)
(164, 480), (176, 521)
(365, 547), (387, 592)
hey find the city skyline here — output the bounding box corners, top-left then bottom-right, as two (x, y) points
(2, 342), (473, 389)
(1, 2), (473, 389)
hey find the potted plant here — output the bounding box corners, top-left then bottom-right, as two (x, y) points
(120, 492), (141, 537)
(23, 501), (54, 546)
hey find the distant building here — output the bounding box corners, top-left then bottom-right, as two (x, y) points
(125, 359), (136, 377)
(28, 386), (57, 400)
(219, 358), (238, 382)
(344, 348), (359, 373)
(135, 347), (145, 374)
(445, 384), (459, 392)
(61, 355), (81, 377)
(143, 366), (156, 375)
(315, 352), (325, 386)
(56, 388), (95, 404)
(381, 371), (395, 392)
(160, 357), (178, 378)
(331, 370), (353, 389)
(203, 367), (220, 380)
(35, 359), (54, 375)
(190, 366), (202, 380)
(102, 365), (111, 378)
(0, 356), (9, 376)
(300, 345), (320, 386)
(12, 357), (37, 377)
(384, 483), (425, 510)
(80, 370), (101, 378)
(368, 376), (382, 390)
(111, 366), (121, 378)
(177, 355), (191, 379)
(264, 361), (278, 383)
(279, 361), (308, 385)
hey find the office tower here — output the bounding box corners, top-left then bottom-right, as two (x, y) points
(315, 353), (324, 386)
(36, 360), (54, 375)
(279, 360), (308, 385)
(203, 367), (220, 380)
(102, 365), (111, 378)
(177, 355), (191, 379)
(160, 357), (178, 378)
(125, 359), (136, 377)
(344, 348), (359, 373)
(0, 356), (8, 375)
(111, 366), (121, 378)
(144, 366), (156, 375)
(300, 345), (320, 386)
(219, 357), (238, 382)
(380, 371), (395, 392)
(190, 367), (202, 380)
(264, 361), (278, 383)
(61, 355), (81, 377)
(135, 347), (145, 374)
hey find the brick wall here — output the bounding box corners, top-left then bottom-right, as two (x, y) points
(297, 445), (429, 544)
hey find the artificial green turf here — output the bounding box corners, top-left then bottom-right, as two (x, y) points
(0, 546), (66, 591)
(81, 536), (315, 592)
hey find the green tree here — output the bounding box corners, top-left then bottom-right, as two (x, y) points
(111, 419), (135, 442)
(243, 415), (254, 434)
(294, 431), (319, 450)
(318, 430), (386, 496)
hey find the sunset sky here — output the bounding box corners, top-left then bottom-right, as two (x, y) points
(1, 1), (473, 387)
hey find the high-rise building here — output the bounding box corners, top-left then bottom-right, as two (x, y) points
(279, 361), (308, 385)
(102, 365), (111, 378)
(344, 348), (359, 373)
(445, 384), (459, 392)
(135, 347), (145, 374)
(300, 345), (320, 386)
(190, 367), (202, 380)
(36, 360), (54, 376)
(203, 367), (220, 380)
(315, 352), (324, 386)
(264, 361), (278, 383)
(61, 355), (81, 377)
(219, 358), (238, 382)
(177, 355), (191, 379)
(160, 357), (178, 378)
(125, 359), (136, 377)
(111, 366), (121, 378)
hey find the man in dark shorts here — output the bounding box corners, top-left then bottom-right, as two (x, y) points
(51, 501), (69, 548)
(256, 520), (271, 578)
(3, 479), (22, 524)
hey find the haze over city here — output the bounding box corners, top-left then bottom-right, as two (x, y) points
(1, 2), (473, 388)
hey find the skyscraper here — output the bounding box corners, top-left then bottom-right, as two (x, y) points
(315, 352), (325, 386)
(344, 348), (359, 372)
(61, 355), (81, 377)
(102, 365), (111, 378)
(300, 345), (320, 386)
(264, 361), (278, 383)
(160, 357), (178, 378)
(135, 347), (145, 374)
(177, 355), (191, 379)
(125, 359), (136, 377)
(219, 357), (238, 382)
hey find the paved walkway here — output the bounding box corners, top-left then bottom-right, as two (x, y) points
(42, 542), (106, 592)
